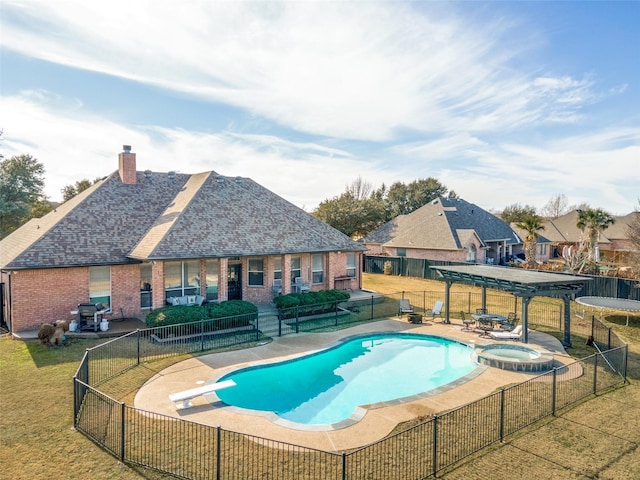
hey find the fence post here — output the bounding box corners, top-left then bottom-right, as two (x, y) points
(370, 296), (374, 320)
(342, 452), (347, 480)
(255, 314), (260, 341)
(432, 414), (439, 477)
(591, 315), (595, 340)
(551, 368), (557, 416)
(200, 318), (205, 352)
(335, 303), (338, 327)
(295, 306), (299, 334)
(607, 328), (612, 350)
(136, 330), (141, 365)
(120, 402), (126, 461)
(499, 388), (505, 441)
(593, 354), (598, 394)
(216, 426), (221, 480)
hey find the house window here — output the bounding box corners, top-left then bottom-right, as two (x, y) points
(140, 263), (152, 309)
(206, 259), (219, 302)
(273, 257), (282, 280)
(248, 258), (264, 286)
(397, 248), (406, 257)
(291, 256), (301, 282)
(165, 260), (199, 299)
(538, 244), (547, 255)
(312, 254), (324, 284)
(89, 266), (111, 308)
(346, 253), (357, 277)
(466, 244), (477, 263)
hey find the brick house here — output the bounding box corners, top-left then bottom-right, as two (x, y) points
(0, 146), (365, 333)
(359, 197), (521, 265)
(542, 210), (640, 266)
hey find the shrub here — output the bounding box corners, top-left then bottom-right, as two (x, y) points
(145, 300), (257, 328)
(272, 289), (350, 309)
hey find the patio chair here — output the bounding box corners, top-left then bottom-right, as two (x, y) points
(476, 308), (487, 315)
(461, 311), (475, 331)
(489, 325), (524, 340)
(502, 312), (518, 331)
(294, 276), (310, 293)
(399, 299), (414, 316)
(426, 300), (444, 321)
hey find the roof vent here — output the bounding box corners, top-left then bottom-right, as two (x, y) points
(235, 176), (242, 184)
(432, 199), (438, 204)
(168, 171), (176, 180)
(144, 170), (152, 179)
(217, 176), (225, 183)
(123, 145), (131, 153)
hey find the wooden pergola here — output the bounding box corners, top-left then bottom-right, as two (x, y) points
(431, 265), (591, 346)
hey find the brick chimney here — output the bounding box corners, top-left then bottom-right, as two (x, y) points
(118, 145), (136, 185)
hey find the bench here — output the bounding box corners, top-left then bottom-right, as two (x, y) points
(169, 379), (236, 409)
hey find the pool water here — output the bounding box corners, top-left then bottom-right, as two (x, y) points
(216, 333), (477, 426)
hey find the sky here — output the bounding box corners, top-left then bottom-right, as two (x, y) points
(1, 0), (639, 215)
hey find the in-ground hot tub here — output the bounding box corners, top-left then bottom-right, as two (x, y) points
(473, 343), (554, 372)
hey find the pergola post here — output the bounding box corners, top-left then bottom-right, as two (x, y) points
(481, 287), (487, 312)
(521, 296), (532, 343)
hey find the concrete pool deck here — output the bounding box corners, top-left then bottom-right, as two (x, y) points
(134, 318), (575, 452)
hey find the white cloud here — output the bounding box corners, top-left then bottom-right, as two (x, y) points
(1, 0), (601, 140)
(0, 91), (387, 209)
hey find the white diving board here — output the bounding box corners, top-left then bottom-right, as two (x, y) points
(169, 379), (236, 410)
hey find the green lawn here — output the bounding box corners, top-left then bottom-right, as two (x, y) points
(1, 273), (638, 479)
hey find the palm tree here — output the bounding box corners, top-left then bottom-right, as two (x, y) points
(516, 215), (545, 269)
(576, 208), (615, 262)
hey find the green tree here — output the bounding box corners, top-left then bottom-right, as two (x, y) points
(515, 215), (545, 269)
(62, 178), (98, 201)
(384, 178), (448, 219)
(313, 188), (385, 238)
(576, 208), (615, 262)
(0, 154), (47, 239)
(500, 203), (538, 223)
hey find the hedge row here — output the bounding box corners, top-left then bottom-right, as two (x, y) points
(272, 289), (351, 310)
(145, 300), (258, 328)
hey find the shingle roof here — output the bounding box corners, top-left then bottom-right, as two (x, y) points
(360, 197), (520, 250)
(541, 210), (637, 244)
(1, 169), (364, 270)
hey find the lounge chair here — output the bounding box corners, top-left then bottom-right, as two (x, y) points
(489, 325), (524, 340)
(272, 278), (282, 296)
(399, 299), (414, 316)
(294, 276), (310, 293)
(426, 301), (444, 321)
(502, 312), (518, 331)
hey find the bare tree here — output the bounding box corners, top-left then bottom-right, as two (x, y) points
(540, 193), (568, 219)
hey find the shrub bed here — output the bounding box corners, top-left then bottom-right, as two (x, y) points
(145, 300), (258, 328)
(273, 289), (350, 319)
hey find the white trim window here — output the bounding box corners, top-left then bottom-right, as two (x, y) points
(165, 260), (199, 299)
(273, 257), (282, 280)
(248, 258), (264, 286)
(312, 254), (324, 284)
(89, 266), (111, 308)
(206, 259), (219, 302)
(346, 253), (357, 277)
(291, 256), (301, 282)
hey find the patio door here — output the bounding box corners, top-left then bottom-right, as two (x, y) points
(228, 263), (242, 300)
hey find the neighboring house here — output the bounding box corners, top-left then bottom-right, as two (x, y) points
(542, 210), (640, 266)
(509, 223), (552, 264)
(359, 197), (521, 265)
(0, 146), (365, 333)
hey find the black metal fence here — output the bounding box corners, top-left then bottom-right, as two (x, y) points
(74, 294), (628, 480)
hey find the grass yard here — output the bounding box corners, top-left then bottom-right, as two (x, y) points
(1, 272), (638, 479)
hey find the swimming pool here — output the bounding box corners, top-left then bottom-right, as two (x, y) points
(215, 333), (477, 427)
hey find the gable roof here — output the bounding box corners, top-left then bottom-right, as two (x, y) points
(1, 169), (364, 270)
(360, 197), (520, 250)
(541, 210), (638, 244)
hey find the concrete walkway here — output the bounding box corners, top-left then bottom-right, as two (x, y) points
(135, 317), (573, 452)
